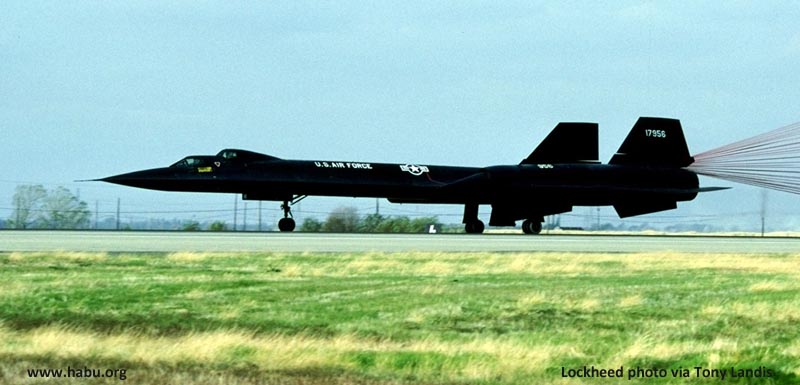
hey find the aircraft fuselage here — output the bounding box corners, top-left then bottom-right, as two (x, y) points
(103, 157), (699, 216)
(98, 117), (724, 233)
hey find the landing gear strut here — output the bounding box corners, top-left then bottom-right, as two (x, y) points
(521, 218), (542, 235)
(277, 195), (307, 232)
(462, 203), (485, 234)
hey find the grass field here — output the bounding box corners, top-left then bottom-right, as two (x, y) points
(0, 251), (798, 384)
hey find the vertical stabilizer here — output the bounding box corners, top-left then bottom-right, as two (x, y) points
(609, 117), (694, 167)
(521, 122), (599, 164)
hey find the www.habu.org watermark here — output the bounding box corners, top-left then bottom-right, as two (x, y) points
(27, 366), (127, 380)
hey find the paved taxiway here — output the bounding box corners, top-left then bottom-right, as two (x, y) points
(2, 231), (800, 253)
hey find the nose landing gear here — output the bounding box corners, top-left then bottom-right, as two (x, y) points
(277, 195), (307, 232)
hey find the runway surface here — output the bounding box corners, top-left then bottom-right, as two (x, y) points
(2, 231), (800, 253)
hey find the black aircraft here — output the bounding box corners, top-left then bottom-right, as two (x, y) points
(97, 117), (725, 234)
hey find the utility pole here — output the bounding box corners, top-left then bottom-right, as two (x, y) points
(15, 195), (21, 229)
(596, 207), (600, 230)
(258, 201), (262, 232)
(233, 195), (238, 232)
(116, 198), (121, 230)
(95, 201), (99, 230)
(375, 198), (380, 215)
(761, 189), (767, 237)
(584, 207), (592, 230)
(243, 202), (248, 232)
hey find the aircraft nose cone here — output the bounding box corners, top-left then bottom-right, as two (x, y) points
(98, 174), (123, 183)
(98, 169), (173, 189)
(99, 171), (147, 187)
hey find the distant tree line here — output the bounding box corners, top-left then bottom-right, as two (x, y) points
(4, 185), (731, 233)
(6, 185), (90, 229)
(180, 220), (228, 231)
(300, 206), (442, 233)
(163, 207), (444, 233)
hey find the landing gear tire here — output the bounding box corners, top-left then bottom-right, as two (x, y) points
(465, 220), (485, 234)
(521, 219), (542, 235)
(277, 196), (307, 232)
(278, 217), (296, 232)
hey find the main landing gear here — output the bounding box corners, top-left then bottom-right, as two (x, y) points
(465, 220), (485, 234)
(278, 195), (307, 232)
(462, 203), (485, 234)
(521, 219), (542, 235)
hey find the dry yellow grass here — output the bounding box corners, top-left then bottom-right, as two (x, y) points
(563, 297), (602, 311)
(728, 302), (800, 322)
(272, 251), (800, 277)
(749, 280), (799, 292)
(0, 325), (584, 382)
(619, 252), (800, 274)
(605, 335), (742, 367)
(12, 250), (800, 277)
(516, 291), (548, 309)
(8, 251), (108, 262)
(784, 341), (800, 358)
(618, 294), (643, 307)
(166, 251), (217, 262)
(702, 301), (800, 322)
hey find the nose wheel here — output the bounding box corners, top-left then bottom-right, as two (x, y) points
(277, 195), (307, 232)
(278, 217), (295, 232)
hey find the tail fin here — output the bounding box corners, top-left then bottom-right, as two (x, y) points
(521, 122), (599, 164)
(609, 117), (694, 167)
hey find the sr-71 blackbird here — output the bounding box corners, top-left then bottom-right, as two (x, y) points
(98, 117), (726, 234)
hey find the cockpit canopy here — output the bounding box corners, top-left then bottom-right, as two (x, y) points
(170, 156), (216, 168)
(216, 149), (279, 163)
(170, 149), (278, 168)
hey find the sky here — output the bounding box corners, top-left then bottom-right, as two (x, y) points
(2, 1), (800, 230)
